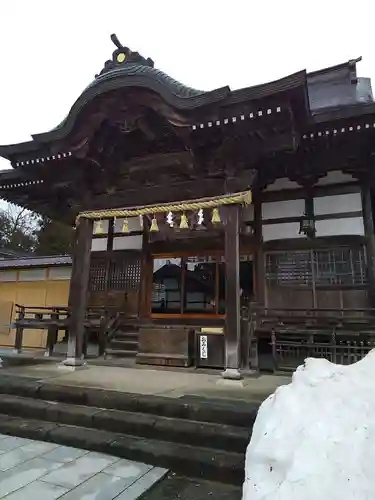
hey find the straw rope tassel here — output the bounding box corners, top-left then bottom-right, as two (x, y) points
(93, 220), (104, 234)
(211, 207), (221, 224)
(179, 213), (189, 229)
(150, 215), (159, 232)
(121, 218), (129, 233)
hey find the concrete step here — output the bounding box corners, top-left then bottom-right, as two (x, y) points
(0, 394), (250, 453)
(0, 378), (258, 428)
(0, 414), (244, 484)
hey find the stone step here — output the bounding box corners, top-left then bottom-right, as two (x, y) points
(105, 348), (137, 358)
(0, 379), (258, 428)
(0, 414), (244, 485)
(113, 330), (139, 340)
(117, 324), (140, 334)
(0, 394), (249, 453)
(109, 339), (139, 351)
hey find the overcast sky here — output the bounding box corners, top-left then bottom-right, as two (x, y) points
(0, 0), (373, 171)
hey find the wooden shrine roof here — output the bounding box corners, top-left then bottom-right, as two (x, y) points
(0, 34), (310, 162)
(0, 34), (373, 222)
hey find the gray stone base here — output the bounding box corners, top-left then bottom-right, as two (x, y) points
(0, 357), (3, 368)
(58, 357), (87, 371)
(217, 369), (245, 388)
(221, 368), (242, 380)
(241, 369), (259, 378)
(216, 378), (245, 388)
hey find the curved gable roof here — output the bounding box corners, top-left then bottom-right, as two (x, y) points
(0, 34), (312, 160)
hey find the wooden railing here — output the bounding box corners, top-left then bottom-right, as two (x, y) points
(250, 306), (375, 372)
(13, 304), (122, 357)
(85, 307), (121, 356)
(14, 304), (69, 355)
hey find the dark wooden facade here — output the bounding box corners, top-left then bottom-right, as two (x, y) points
(1, 38), (375, 372)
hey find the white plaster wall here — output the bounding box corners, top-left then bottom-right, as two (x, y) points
(112, 235), (143, 250)
(0, 270), (17, 282)
(264, 178), (301, 191)
(49, 267), (72, 280)
(18, 268), (47, 281)
(91, 238), (108, 252)
(315, 170), (355, 186)
(315, 217), (365, 237)
(262, 199), (305, 220)
(262, 222), (303, 241)
(242, 205), (254, 222)
(314, 192), (362, 216)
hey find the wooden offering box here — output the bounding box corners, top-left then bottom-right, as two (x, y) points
(136, 326), (194, 367)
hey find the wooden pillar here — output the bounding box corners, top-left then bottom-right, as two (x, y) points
(14, 306), (25, 354)
(361, 185), (375, 307)
(45, 310), (58, 357)
(64, 217), (93, 366)
(253, 194), (265, 306)
(222, 204), (242, 380)
(138, 217), (150, 319)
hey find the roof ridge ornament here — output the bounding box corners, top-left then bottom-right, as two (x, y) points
(95, 34), (154, 78)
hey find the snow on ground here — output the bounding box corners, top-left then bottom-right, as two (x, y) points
(243, 351), (375, 500)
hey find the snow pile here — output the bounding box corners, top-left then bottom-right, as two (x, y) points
(243, 351), (375, 500)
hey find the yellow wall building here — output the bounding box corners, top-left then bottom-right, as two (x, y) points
(0, 256), (72, 349)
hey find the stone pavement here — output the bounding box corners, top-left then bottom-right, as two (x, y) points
(142, 473), (242, 500)
(0, 433), (167, 499)
(0, 360), (291, 403)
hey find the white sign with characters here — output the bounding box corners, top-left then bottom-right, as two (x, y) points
(200, 335), (208, 359)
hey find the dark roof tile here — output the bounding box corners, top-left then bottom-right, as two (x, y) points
(0, 255), (72, 269)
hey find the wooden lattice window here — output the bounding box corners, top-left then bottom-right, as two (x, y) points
(265, 247), (367, 287)
(314, 248), (367, 286)
(89, 257), (108, 292)
(265, 251), (312, 286)
(108, 255), (142, 291)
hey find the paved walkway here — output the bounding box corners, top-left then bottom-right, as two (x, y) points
(0, 433), (167, 499)
(0, 360), (290, 403)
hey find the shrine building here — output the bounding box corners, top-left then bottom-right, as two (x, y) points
(0, 35), (375, 375)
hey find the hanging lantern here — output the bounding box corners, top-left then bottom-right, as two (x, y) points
(179, 213), (189, 230)
(299, 213), (316, 239)
(93, 220), (104, 235)
(150, 215), (159, 232)
(211, 207), (221, 225)
(121, 218), (130, 233)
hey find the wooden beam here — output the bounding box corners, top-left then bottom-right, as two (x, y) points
(86, 179), (233, 211)
(222, 204), (242, 379)
(64, 217), (93, 365)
